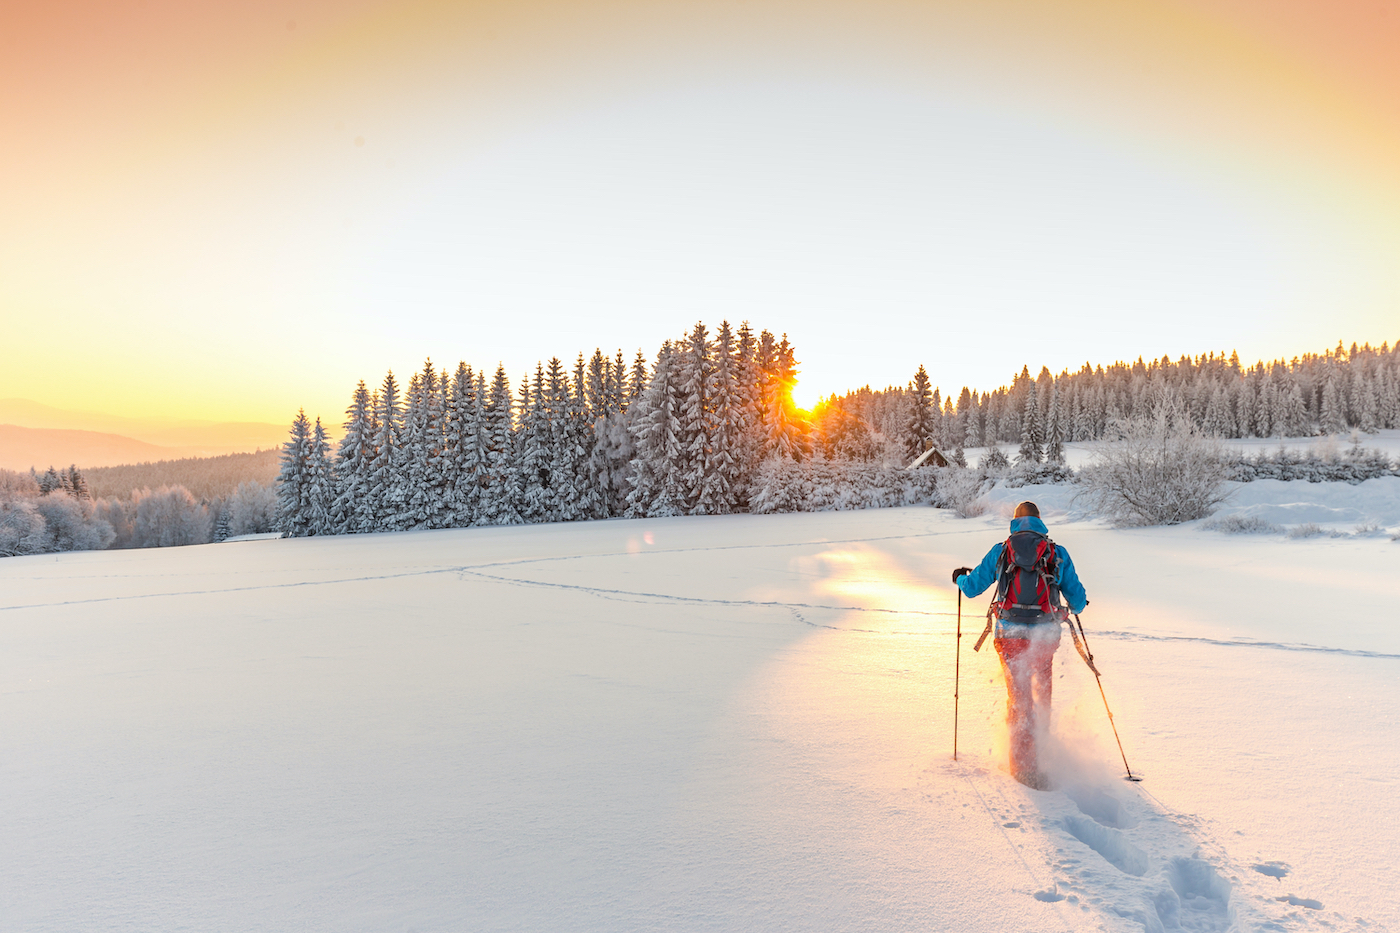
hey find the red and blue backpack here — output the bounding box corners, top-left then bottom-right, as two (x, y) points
(991, 530), (1065, 620)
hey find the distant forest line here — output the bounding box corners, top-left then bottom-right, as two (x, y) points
(4, 330), (1396, 557)
(271, 329), (1400, 537)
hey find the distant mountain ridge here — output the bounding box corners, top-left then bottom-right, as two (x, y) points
(0, 398), (288, 451)
(0, 425), (207, 472)
(0, 399), (290, 471)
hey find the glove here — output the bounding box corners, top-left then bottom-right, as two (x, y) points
(952, 567), (972, 584)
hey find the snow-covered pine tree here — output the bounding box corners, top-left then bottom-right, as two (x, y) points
(1017, 378), (1043, 464)
(587, 352), (634, 519)
(517, 365), (555, 523)
(697, 320), (743, 514)
(213, 501), (231, 541)
(332, 381), (375, 533)
(479, 364), (522, 525)
(610, 349), (627, 413)
(627, 341), (686, 517)
(37, 467), (62, 495)
(399, 360), (450, 529)
(1380, 366), (1399, 429)
(545, 358), (582, 520)
(998, 389), (1022, 443)
(276, 409), (313, 536)
(1282, 382), (1309, 437)
(443, 362), (480, 527)
(677, 322), (713, 512)
(1346, 367), (1365, 428)
(563, 355), (603, 520)
(763, 334), (809, 461)
(731, 321), (764, 500)
(942, 395), (965, 462)
(305, 416), (337, 535)
(629, 350), (650, 408)
(1226, 380), (1247, 438)
(1036, 367), (1054, 425)
(1257, 374), (1278, 438)
(1359, 371), (1381, 433)
(386, 371), (424, 530)
(981, 443), (1010, 472)
(1320, 374), (1345, 435)
(1065, 383), (1085, 442)
(366, 371), (403, 531)
(1201, 385), (1228, 437)
(1045, 383), (1066, 463)
(425, 365), (452, 527)
(1092, 383), (1111, 439)
(585, 350), (609, 419)
(953, 387), (973, 454)
(928, 387), (943, 450)
(63, 465), (89, 499)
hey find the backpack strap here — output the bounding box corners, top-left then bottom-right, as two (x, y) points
(973, 605), (994, 652)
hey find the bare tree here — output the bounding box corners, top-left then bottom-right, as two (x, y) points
(1076, 410), (1231, 526)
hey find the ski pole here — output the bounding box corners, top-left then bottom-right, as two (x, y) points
(1071, 614), (1140, 782)
(954, 588), (962, 761)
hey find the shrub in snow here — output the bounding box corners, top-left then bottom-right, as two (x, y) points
(934, 466), (991, 518)
(226, 481), (277, 536)
(748, 458), (939, 514)
(979, 445), (1011, 474)
(1286, 523), (1348, 540)
(1353, 522), (1385, 537)
(1076, 412), (1231, 527)
(33, 494), (115, 553)
(0, 468), (41, 498)
(0, 471), (114, 556)
(129, 486), (212, 548)
(1201, 514), (1281, 535)
(1230, 442), (1398, 485)
(94, 498), (134, 548)
(1004, 461), (1076, 488)
(0, 496), (47, 557)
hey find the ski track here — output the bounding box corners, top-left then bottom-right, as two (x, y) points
(8, 546), (1399, 664)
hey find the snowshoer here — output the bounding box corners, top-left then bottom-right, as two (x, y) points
(952, 501), (1088, 789)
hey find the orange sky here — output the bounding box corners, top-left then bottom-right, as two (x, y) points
(3, 0), (1399, 425)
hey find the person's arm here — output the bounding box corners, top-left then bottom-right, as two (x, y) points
(955, 543), (1003, 599)
(1056, 546), (1088, 613)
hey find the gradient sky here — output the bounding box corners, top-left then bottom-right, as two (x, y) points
(4, 0), (1400, 424)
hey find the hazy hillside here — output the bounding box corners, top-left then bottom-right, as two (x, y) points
(84, 449), (282, 502)
(0, 399), (288, 454)
(0, 424), (196, 472)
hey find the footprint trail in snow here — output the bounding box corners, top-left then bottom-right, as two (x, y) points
(958, 762), (1362, 933)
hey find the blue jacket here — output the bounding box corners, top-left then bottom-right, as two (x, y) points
(956, 516), (1088, 615)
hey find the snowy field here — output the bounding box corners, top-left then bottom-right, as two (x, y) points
(2, 493), (1397, 931)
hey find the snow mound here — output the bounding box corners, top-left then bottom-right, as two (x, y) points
(1215, 476), (1400, 528)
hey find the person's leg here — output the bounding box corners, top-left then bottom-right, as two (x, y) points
(1029, 637), (1057, 729)
(1026, 635), (1059, 759)
(994, 636), (1034, 777)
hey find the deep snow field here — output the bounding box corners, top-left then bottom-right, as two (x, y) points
(2, 483), (1397, 931)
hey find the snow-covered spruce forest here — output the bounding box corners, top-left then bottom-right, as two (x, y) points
(274, 328), (1400, 536)
(274, 322), (936, 537)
